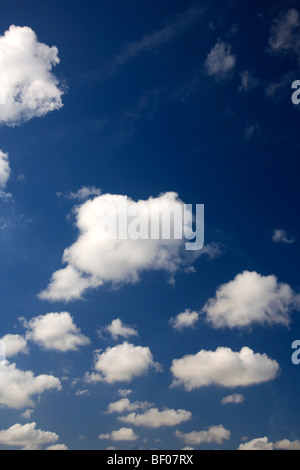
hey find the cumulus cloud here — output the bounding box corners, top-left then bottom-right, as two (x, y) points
(39, 192), (209, 302)
(87, 342), (159, 384)
(239, 436), (300, 450)
(105, 398), (151, 414)
(272, 229), (296, 245)
(171, 346), (279, 391)
(98, 427), (138, 442)
(46, 444), (68, 450)
(0, 360), (61, 409)
(238, 436), (273, 450)
(0, 422), (59, 450)
(175, 425), (230, 446)
(221, 394), (245, 405)
(274, 439), (300, 450)
(268, 8), (300, 62)
(205, 41), (236, 79)
(24, 312), (90, 352)
(169, 309), (199, 330)
(119, 407), (192, 428)
(104, 318), (138, 340)
(202, 271), (299, 329)
(0, 334), (28, 358)
(0, 25), (63, 126)
(0, 151), (11, 188)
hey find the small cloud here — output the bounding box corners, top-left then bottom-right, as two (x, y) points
(101, 318), (138, 341)
(205, 41), (236, 80)
(244, 123), (260, 141)
(23, 312), (90, 352)
(118, 389), (133, 398)
(87, 342), (159, 384)
(175, 425), (230, 446)
(238, 71), (259, 93)
(21, 409), (34, 420)
(65, 186), (101, 201)
(98, 427), (138, 442)
(221, 394), (245, 405)
(272, 229), (296, 245)
(169, 309), (199, 330)
(268, 8), (300, 63)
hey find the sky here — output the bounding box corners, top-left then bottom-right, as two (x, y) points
(0, 0), (299, 450)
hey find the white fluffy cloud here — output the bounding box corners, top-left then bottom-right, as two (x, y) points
(24, 312), (90, 352)
(39, 192), (209, 302)
(175, 425), (230, 446)
(0, 334), (28, 358)
(239, 437), (300, 450)
(0, 25), (63, 126)
(202, 271), (298, 328)
(221, 394), (245, 405)
(46, 444), (68, 450)
(88, 342), (158, 384)
(98, 427), (138, 442)
(274, 439), (300, 450)
(106, 398), (151, 414)
(169, 309), (199, 330)
(104, 318), (138, 340)
(0, 422), (59, 450)
(205, 41), (236, 79)
(0, 151), (11, 188)
(0, 360), (61, 409)
(238, 437), (273, 450)
(119, 407), (191, 428)
(171, 346), (279, 391)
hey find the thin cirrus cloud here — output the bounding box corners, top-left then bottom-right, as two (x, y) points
(23, 312), (90, 352)
(39, 192), (216, 302)
(170, 346), (279, 391)
(0, 361), (61, 409)
(101, 6), (203, 77)
(202, 271), (299, 329)
(85, 341), (160, 384)
(0, 25), (64, 126)
(175, 425), (231, 446)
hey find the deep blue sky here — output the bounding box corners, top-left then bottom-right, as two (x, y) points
(0, 0), (299, 450)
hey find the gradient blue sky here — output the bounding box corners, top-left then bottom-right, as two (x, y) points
(0, 0), (299, 450)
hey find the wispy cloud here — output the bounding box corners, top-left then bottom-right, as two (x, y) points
(109, 6), (203, 72)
